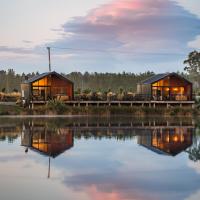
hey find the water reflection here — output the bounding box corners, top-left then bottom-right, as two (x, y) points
(21, 123), (73, 158)
(138, 127), (193, 156)
(0, 117), (200, 200)
(0, 117), (197, 158)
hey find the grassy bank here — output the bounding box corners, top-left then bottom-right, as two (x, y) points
(0, 102), (198, 116)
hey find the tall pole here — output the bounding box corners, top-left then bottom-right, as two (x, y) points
(48, 157), (51, 179)
(47, 47), (51, 72)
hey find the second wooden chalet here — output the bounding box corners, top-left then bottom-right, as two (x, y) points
(137, 73), (193, 101)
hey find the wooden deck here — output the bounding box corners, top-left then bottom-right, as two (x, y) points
(30, 100), (195, 108)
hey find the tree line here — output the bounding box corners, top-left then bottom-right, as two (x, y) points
(0, 51), (199, 93)
(0, 69), (155, 93)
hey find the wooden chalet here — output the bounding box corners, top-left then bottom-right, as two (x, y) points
(137, 73), (193, 101)
(21, 71), (74, 102)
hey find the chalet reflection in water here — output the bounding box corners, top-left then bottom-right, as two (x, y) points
(21, 123), (74, 158)
(138, 127), (193, 156)
(19, 119), (194, 158)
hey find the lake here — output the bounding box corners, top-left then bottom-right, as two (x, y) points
(0, 116), (200, 200)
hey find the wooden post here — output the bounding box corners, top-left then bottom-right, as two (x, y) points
(48, 157), (51, 179)
(149, 103), (151, 108)
(47, 47), (51, 72)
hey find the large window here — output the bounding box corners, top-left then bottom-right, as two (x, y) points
(151, 76), (190, 101)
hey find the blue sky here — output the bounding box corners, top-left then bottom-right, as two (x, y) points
(0, 0), (200, 74)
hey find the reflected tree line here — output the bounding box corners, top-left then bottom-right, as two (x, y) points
(0, 118), (200, 161)
(186, 127), (200, 162)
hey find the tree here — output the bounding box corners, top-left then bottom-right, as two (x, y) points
(184, 51), (200, 90)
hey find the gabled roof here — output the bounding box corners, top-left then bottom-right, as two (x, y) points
(29, 145), (73, 158)
(139, 144), (170, 156)
(24, 71), (73, 84)
(140, 72), (192, 85)
(140, 142), (192, 157)
(141, 73), (170, 84)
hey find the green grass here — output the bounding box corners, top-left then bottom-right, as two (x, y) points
(0, 105), (23, 115)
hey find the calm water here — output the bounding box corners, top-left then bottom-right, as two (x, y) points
(0, 116), (200, 200)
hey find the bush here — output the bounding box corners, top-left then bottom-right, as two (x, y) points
(170, 107), (181, 116)
(47, 100), (69, 114)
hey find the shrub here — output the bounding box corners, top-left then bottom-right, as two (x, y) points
(170, 107), (181, 116)
(47, 100), (69, 114)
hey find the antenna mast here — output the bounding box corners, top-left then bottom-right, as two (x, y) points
(47, 47), (51, 72)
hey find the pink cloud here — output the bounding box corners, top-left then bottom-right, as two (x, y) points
(58, 0), (199, 54)
(87, 0), (142, 23)
(87, 185), (121, 200)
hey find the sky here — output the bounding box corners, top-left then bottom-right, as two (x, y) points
(0, 0), (200, 74)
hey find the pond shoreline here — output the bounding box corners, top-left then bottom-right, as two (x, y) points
(0, 104), (199, 117)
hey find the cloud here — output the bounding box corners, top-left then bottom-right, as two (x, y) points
(1, 0), (200, 73)
(188, 35), (200, 49)
(0, 46), (33, 54)
(43, 0), (200, 73)
(188, 160), (200, 175)
(0, 45), (47, 59)
(22, 40), (32, 44)
(185, 190), (200, 200)
(51, 0), (200, 53)
(63, 168), (200, 200)
(174, 0), (200, 18)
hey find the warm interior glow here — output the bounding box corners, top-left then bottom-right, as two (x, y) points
(172, 88), (178, 91)
(165, 88), (169, 91)
(165, 136), (170, 142)
(173, 136), (179, 142)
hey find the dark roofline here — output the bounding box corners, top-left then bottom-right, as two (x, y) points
(139, 144), (170, 156)
(21, 144), (73, 158)
(140, 72), (192, 85)
(23, 71), (74, 85)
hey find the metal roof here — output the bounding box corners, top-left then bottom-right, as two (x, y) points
(24, 71), (73, 84)
(140, 72), (192, 85)
(141, 73), (170, 84)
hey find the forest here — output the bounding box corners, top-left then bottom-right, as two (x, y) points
(0, 69), (188, 93)
(0, 50), (199, 93)
(0, 69), (156, 93)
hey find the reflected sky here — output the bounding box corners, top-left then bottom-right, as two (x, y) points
(0, 117), (200, 200)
